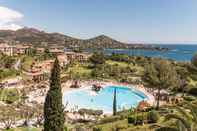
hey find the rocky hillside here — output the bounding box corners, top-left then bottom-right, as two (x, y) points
(0, 28), (69, 46)
(0, 27), (163, 50)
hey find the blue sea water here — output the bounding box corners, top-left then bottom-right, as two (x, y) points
(63, 86), (146, 113)
(104, 44), (197, 61)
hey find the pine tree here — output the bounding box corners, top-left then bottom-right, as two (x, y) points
(44, 58), (65, 131)
(113, 87), (117, 116)
(143, 59), (178, 109)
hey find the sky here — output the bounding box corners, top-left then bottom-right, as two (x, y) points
(0, 0), (197, 44)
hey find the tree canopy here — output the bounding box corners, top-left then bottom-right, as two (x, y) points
(144, 59), (178, 109)
(191, 53), (197, 68)
(89, 51), (106, 66)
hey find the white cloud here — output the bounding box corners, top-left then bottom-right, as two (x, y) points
(0, 6), (23, 30)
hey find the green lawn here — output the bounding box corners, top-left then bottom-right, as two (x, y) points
(94, 119), (157, 131)
(64, 60), (145, 80)
(0, 88), (20, 103)
(106, 60), (144, 76)
(106, 60), (129, 67)
(21, 56), (34, 71)
(96, 119), (128, 131)
(66, 63), (92, 79)
(0, 69), (19, 81)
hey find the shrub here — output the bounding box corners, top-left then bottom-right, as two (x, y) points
(144, 107), (154, 112)
(155, 127), (179, 131)
(128, 113), (148, 125)
(78, 108), (103, 116)
(188, 87), (197, 96)
(98, 116), (121, 124)
(147, 110), (159, 123)
(115, 124), (128, 130)
(0, 89), (20, 104)
(64, 126), (68, 131)
(89, 52), (105, 66)
(135, 114), (144, 125)
(93, 127), (102, 131)
(75, 126), (86, 131)
(119, 112), (130, 120)
(128, 116), (135, 124)
(109, 54), (129, 62)
(183, 96), (196, 101)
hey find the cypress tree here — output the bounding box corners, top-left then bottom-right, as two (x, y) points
(113, 87), (117, 116)
(44, 57), (65, 131)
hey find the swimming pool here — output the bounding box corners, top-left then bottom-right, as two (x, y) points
(63, 85), (147, 114)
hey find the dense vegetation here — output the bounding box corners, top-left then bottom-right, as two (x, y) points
(0, 54), (19, 80)
(143, 59), (178, 109)
(1, 50), (197, 131)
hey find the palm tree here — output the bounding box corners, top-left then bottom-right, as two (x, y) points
(163, 101), (197, 131)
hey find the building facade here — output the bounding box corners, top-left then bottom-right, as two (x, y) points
(0, 43), (14, 56)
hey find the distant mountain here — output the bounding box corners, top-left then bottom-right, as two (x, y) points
(84, 35), (127, 49)
(0, 27), (162, 50)
(0, 28), (69, 46)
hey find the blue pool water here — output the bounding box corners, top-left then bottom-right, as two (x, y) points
(63, 86), (147, 113)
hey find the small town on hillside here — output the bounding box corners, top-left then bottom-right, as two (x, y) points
(0, 42), (90, 88)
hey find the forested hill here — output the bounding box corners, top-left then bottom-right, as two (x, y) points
(0, 27), (165, 50)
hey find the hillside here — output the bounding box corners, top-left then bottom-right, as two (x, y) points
(0, 27), (162, 50)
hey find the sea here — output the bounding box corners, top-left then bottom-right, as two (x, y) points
(104, 44), (197, 61)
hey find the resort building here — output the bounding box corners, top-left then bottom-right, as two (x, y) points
(23, 70), (46, 82)
(0, 43), (31, 56)
(23, 55), (68, 82)
(0, 43), (14, 56)
(49, 48), (64, 55)
(49, 45), (65, 50)
(14, 45), (30, 55)
(34, 56), (67, 72)
(48, 45), (65, 55)
(34, 60), (54, 73)
(65, 52), (90, 62)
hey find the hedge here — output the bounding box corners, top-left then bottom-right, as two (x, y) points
(188, 87), (197, 96)
(147, 110), (159, 123)
(98, 116), (121, 124)
(128, 116), (135, 124)
(127, 113), (147, 125)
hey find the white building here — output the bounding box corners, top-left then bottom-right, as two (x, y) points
(0, 43), (14, 56)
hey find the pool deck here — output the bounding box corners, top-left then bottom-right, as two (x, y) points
(62, 80), (155, 106)
(27, 80), (155, 108)
(62, 81), (155, 117)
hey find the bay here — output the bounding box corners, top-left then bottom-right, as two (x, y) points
(104, 44), (197, 61)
